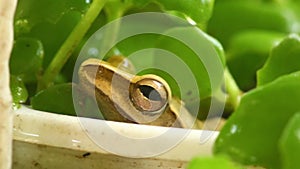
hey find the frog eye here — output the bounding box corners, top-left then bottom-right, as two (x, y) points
(130, 78), (168, 114)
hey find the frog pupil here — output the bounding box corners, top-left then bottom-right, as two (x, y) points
(139, 85), (162, 101)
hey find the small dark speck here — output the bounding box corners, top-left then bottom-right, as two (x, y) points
(82, 152), (91, 158)
(157, 162), (163, 167)
(32, 161), (41, 167)
(26, 44), (30, 47)
(186, 91), (192, 96)
(177, 162), (184, 168)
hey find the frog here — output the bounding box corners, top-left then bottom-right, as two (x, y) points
(78, 56), (201, 129)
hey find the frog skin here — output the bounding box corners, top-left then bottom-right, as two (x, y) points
(78, 58), (200, 128)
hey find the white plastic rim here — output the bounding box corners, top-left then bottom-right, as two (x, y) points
(13, 106), (219, 163)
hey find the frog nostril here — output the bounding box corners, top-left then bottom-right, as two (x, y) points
(138, 85), (162, 101)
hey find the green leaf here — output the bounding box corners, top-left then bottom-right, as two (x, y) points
(31, 83), (103, 119)
(28, 10), (83, 69)
(10, 76), (28, 109)
(116, 34), (160, 57)
(104, 0), (214, 29)
(214, 71), (300, 169)
(207, 1), (300, 48)
(257, 34), (300, 86)
(153, 0), (214, 29)
(14, 0), (91, 71)
(9, 37), (44, 84)
(279, 112), (300, 169)
(226, 30), (285, 91)
(14, 0), (91, 37)
(31, 83), (76, 116)
(112, 34), (160, 75)
(188, 156), (244, 169)
(152, 27), (225, 105)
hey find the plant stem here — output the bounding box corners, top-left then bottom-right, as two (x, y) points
(101, 4), (127, 58)
(207, 69), (241, 117)
(38, 0), (107, 91)
(224, 68), (242, 110)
